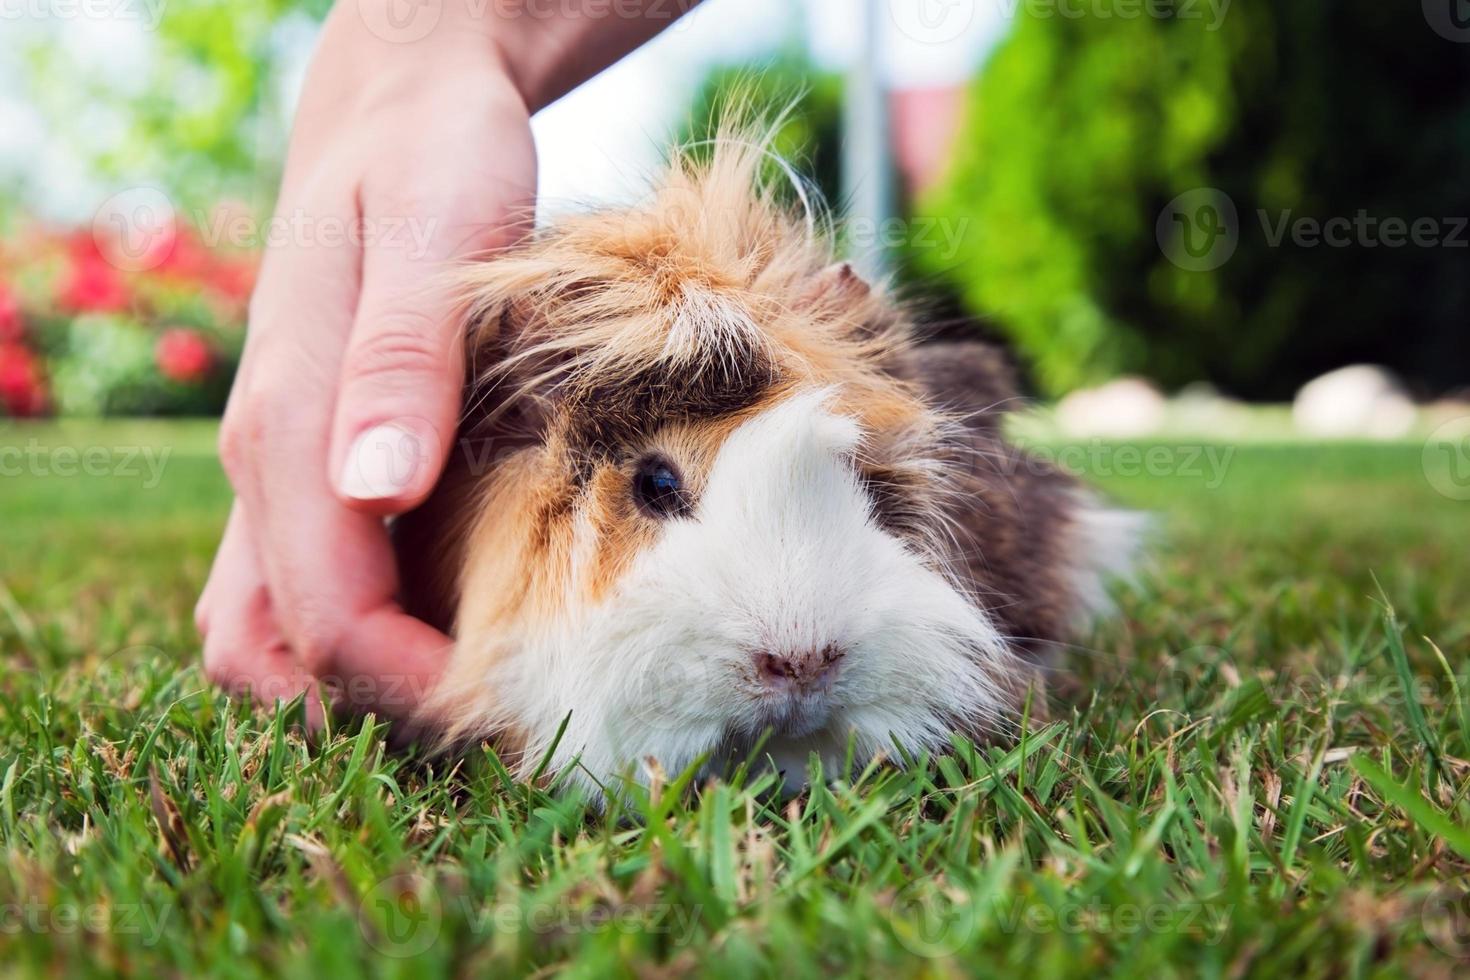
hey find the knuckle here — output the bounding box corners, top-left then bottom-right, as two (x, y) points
(217, 420), (257, 486)
(218, 382), (287, 481)
(216, 413), (246, 482)
(342, 316), (449, 393)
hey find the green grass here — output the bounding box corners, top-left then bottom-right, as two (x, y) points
(1, 420), (1467, 977)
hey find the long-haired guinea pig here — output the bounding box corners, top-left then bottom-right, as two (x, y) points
(394, 134), (1141, 795)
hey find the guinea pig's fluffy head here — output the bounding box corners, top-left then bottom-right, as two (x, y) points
(397, 136), (1133, 796)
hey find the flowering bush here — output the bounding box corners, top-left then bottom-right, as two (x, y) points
(0, 214), (255, 418)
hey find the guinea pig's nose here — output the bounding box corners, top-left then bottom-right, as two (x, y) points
(753, 643), (845, 691)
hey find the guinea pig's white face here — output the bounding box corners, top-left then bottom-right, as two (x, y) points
(472, 388), (1021, 795)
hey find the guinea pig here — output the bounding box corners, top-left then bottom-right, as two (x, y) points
(393, 135), (1141, 796)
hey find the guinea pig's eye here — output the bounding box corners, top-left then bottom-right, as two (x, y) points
(632, 455), (689, 519)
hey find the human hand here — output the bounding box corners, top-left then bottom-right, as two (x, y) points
(195, 1), (537, 726)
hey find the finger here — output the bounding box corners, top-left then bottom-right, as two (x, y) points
(221, 213), (361, 659)
(198, 503), (320, 724)
(225, 213), (454, 713)
(334, 605), (454, 721)
(329, 169), (535, 513)
(196, 496), (253, 635)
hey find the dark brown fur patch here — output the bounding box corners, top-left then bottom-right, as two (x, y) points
(557, 351), (779, 474)
(904, 341), (1080, 660)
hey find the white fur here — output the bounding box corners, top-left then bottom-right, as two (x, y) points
(1063, 494), (1149, 625)
(476, 390), (1021, 796)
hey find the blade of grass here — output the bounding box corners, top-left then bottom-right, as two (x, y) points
(1351, 755), (1470, 861)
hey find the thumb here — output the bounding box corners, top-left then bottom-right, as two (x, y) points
(330, 248), (464, 513)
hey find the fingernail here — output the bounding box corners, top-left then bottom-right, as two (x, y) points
(340, 422), (424, 500)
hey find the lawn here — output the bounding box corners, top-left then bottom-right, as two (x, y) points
(0, 419), (1467, 977)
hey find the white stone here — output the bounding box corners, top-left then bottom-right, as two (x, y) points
(1423, 398), (1470, 432)
(1170, 382), (1249, 434)
(1292, 365), (1417, 439)
(1056, 377), (1167, 438)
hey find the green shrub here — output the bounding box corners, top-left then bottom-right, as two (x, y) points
(916, 3), (1470, 398)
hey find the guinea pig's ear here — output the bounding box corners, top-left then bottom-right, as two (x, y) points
(796, 261), (899, 346)
(798, 261), (871, 309)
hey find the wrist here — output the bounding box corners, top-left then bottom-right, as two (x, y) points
(312, 0), (530, 117)
(329, 0), (692, 115)
(424, 0), (553, 111)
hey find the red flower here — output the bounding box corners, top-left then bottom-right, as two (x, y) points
(94, 196), (179, 274)
(205, 258), (258, 303)
(155, 328), (214, 383)
(0, 284), (21, 342)
(0, 342), (47, 417)
(60, 236), (132, 313)
(157, 228), (210, 280)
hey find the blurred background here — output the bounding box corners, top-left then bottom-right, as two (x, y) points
(1, 0), (1468, 437)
